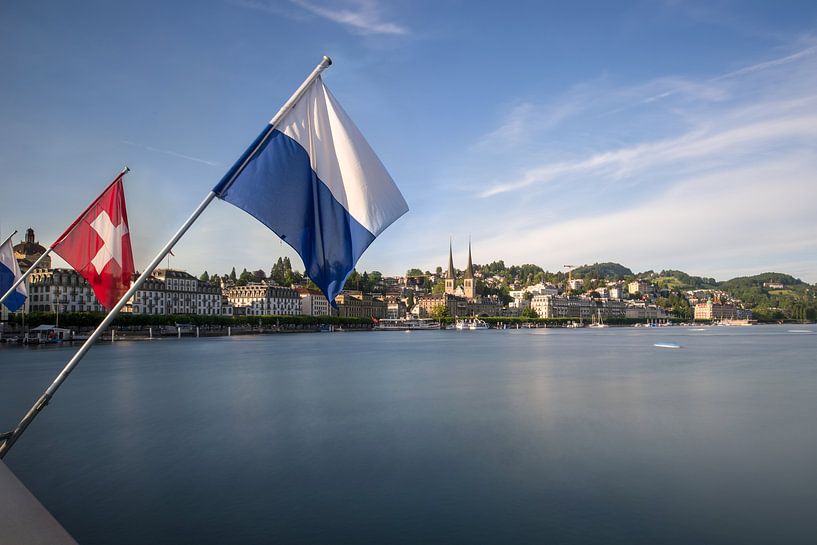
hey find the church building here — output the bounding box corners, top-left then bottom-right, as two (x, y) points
(444, 240), (476, 299)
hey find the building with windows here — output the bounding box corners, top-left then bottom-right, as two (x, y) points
(223, 283), (302, 316)
(694, 301), (738, 321)
(125, 269), (223, 316)
(333, 290), (386, 319)
(531, 295), (596, 319)
(296, 288), (331, 316)
(26, 268), (104, 313)
(628, 280), (653, 295)
(625, 302), (669, 320)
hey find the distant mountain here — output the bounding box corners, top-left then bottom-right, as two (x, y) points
(572, 262), (633, 280)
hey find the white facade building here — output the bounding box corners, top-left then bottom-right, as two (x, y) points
(27, 268), (105, 313)
(224, 283), (302, 316)
(297, 288), (331, 316)
(127, 269), (223, 316)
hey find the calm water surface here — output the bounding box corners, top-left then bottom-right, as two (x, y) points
(1, 325), (816, 544)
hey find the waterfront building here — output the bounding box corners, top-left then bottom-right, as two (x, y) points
(603, 299), (627, 319)
(127, 275), (167, 315)
(333, 290), (386, 319)
(296, 287), (331, 316)
(221, 297), (234, 316)
(415, 293), (464, 318)
(224, 283), (302, 316)
(385, 296), (407, 319)
(694, 301), (738, 321)
(531, 295), (596, 320)
(126, 269), (223, 315)
(156, 269), (222, 316)
(625, 302), (669, 320)
(27, 268), (104, 313)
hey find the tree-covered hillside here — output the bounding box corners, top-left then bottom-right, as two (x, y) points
(571, 262), (633, 280)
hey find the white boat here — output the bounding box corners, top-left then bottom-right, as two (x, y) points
(589, 309), (608, 328)
(374, 318), (441, 331)
(455, 319), (490, 330)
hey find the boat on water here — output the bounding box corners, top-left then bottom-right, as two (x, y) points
(589, 309), (608, 328)
(455, 318), (490, 330)
(374, 318), (441, 331)
(654, 342), (682, 349)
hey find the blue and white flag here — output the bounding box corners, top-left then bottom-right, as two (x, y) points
(0, 237), (27, 312)
(213, 76), (408, 305)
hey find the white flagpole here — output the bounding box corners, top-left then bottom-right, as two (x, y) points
(0, 56), (332, 457)
(0, 167), (131, 307)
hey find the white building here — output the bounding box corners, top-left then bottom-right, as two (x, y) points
(297, 288), (331, 316)
(609, 286), (627, 299)
(224, 283), (302, 316)
(127, 269), (223, 316)
(628, 280), (653, 295)
(531, 295), (595, 319)
(27, 268), (105, 313)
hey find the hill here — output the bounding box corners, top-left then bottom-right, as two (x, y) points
(655, 270), (717, 290)
(571, 262), (633, 280)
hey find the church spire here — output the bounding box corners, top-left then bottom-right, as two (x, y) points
(446, 237), (455, 279)
(464, 238), (474, 279)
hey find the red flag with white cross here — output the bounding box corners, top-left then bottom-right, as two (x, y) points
(52, 173), (135, 309)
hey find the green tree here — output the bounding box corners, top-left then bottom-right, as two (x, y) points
(430, 304), (449, 321)
(406, 291), (415, 308)
(229, 267), (237, 281)
(346, 270), (361, 291)
(521, 306), (539, 319)
(237, 268), (253, 286)
(199, 271), (210, 282)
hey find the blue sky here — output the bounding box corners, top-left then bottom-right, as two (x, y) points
(2, 0), (816, 282)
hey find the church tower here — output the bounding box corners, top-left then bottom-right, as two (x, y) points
(463, 240), (475, 299)
(445, 239), (456, 295)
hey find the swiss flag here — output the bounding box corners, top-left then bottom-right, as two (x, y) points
(52, 174), (134, 310)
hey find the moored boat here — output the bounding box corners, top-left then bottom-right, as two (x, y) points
(374, 318), (441, 331)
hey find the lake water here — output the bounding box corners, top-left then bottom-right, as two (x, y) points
(1, 325), (816, 544)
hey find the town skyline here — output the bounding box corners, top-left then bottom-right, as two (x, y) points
(8, 226), (816, 287)
(2, 2), (817, 282)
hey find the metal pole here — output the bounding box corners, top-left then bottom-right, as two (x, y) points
(0, 57), (333, 458)
(0, 190), (217, 457)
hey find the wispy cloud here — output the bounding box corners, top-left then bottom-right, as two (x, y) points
(479, 109), (817, 197)
(291, 0), (408, 35)
(639, 44), (817, 104)
(234, 0), (408, 35)
(436, 39), (817, 281)
(123, 140), (222, 167)
(475, 42), (817, 198)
